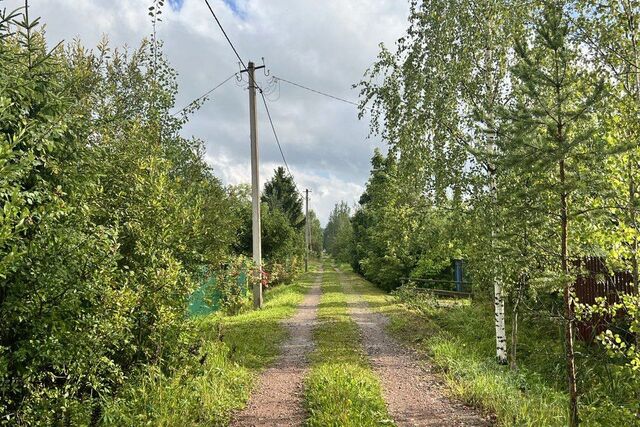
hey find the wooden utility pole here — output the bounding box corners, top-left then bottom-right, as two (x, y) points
(243, 61), (265, 309)
(305, 189), (310, 272)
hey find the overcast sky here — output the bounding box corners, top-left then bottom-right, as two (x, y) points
(5, 0), (409, 225)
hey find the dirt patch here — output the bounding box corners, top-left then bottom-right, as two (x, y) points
(338, 269), (491, 427)
(230, 269), (322, 427)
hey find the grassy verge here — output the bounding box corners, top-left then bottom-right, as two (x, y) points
(304, 261), (393, 427)
(101, 264), (320, 426)
(337, 263), (639, 426)
(335, 263), (567, 426)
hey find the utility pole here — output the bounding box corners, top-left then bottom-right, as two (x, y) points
(243, 61), (265, 309)
(305, 189), (311, 272)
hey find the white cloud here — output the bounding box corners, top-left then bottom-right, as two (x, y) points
(6, 0), (408, 224)
(205, 153), (364, 223)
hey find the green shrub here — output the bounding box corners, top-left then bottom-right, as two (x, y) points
(212, 256), (254, 315)
(391, 282), (439, 314)
(101, 340), (251, 427)
(0, 10), (239, 423)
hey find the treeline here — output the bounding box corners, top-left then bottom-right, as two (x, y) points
(324, 0), (640, 424)
(0, 6), (311, 424)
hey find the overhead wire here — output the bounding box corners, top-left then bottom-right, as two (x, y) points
(202, 0), (266, 93)
(203, 0), (246, 70)
(171, 72), (237, 116)
(272, 75), (358, 106)
(260, 90), (303, 197)
(201, 0), (334, 198)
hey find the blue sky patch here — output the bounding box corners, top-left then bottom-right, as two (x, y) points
(223, 0), (245, 18)
(168, 0), (184, 11)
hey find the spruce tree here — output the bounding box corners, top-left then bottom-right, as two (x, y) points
(262, 167), (304, 230)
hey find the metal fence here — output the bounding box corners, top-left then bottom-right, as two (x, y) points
(574, 258), (637, 342)
(187, 267), (248, 316)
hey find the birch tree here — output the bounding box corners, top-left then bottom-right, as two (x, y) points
(359, 0), (528, 364)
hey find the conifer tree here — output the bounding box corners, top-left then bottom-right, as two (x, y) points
(262, 167), (304, 230)
(500, 2), (606, 424)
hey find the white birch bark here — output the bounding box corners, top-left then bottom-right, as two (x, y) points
(494, 280), (508, 364)
(490, 142), (508, 365)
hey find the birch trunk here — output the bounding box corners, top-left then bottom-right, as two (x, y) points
(494, 279), (508, 364)
(490, 155), (508, 365)
(510, 277), (524, 371)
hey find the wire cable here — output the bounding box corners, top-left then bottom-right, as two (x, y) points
(203, 0), (246, 70)
(260, 91), (302, 196)
(171, 72), (237, 116)
(201, 1), (299, 194)
(202, 0), (264, 92)
(273, 75), (358, 106)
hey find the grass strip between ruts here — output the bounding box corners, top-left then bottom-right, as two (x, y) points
(303, 261), (394, 427)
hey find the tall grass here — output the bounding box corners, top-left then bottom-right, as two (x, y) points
(101, 266), (319, 426)
(340, 263), (639, 426)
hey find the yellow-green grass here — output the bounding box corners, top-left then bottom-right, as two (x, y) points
(335, 263), (570, 427)
(102, 263), (321, 426)
(304, 261), (393, 427)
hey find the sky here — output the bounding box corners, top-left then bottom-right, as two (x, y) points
(4, 0), (410, 225)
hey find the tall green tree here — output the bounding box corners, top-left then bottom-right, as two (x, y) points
(360, 0), (529, 364)
(0, 5), (240, 422)
(323, 202), (353, 263)
(307, 210), (323, 256)
(499, 2), (608, 423)
(262, 166), (304, 230)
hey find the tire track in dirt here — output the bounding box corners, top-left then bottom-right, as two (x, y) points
(338, 268), (491, 427)
(230, 268), (322, 427)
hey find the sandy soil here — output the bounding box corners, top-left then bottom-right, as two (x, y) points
(339, 269), (492, 427)
(229, 269), (322, 427)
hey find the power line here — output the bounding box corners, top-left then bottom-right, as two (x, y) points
(273, 75), (358, 106)
(201, 1), (299, 194)
(171, 72), (237, 116)
(260, 91), (302, 196)
(203, 0), (246, 70)
(202, 0), (264, 92)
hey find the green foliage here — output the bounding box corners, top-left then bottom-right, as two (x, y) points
(234, 170), (305, 272)
(308, 209), (323, 256)
(0, 8), (240, 423)
(265, 257), (301, 286)
(323, 202), (353, 264)
(391, 283), (439, 315)
(580, 293), (640, 393)
(357, 0), (640, 422)
(350, 150), (456, 291)
(101, 268), (314, 426)
(305, 265), (393, 426)
(212, 256), (255, 316)
(262, 166), (304, 230)
(345, 265), (638, 426)
(101, 341), (252, 427)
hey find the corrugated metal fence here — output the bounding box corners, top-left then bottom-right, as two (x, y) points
(574, 258), (637, 342)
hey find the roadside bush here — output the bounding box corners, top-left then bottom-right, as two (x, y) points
(0, 9), (239, 424)
(392, 282), (439, 314)
(213, 256), (255, 316)
(101, 339), (251, 427)
(265, 256), (302, 287)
